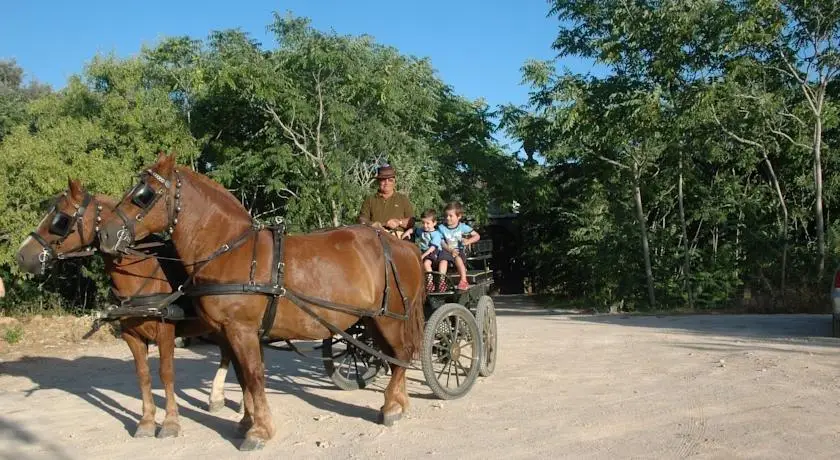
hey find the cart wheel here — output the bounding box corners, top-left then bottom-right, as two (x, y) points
(421, 303), (481, 399)
(322, 323), (386, 390)
(174, 337), (191, 348)
(475, 296), (497, 377)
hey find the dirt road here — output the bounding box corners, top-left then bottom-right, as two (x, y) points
(2, 295), (840, 459)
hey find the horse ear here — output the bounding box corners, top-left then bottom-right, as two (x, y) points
(67, 178), (84, 198)
(157, 151), (175, 176)
(156, 150), (166, 162)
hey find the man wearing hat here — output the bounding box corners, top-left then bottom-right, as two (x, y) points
(358, 164), (415, 236)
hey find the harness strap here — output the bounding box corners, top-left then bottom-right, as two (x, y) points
(259, 224), (285, 338)
(114, 292), (175, 308)
(377, 231), (410, 320)
(285, 289), (415, 369)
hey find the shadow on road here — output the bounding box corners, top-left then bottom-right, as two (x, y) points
(0, 415), (74, 460)
(0, 341), (402, 447)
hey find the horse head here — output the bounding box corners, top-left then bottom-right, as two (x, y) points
(17, 178), (105, 275)
(98, 151), (181, 255)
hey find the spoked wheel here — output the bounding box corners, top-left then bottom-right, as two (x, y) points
(475, 295), (497, 377)
(421, 303), (481, 399)
(322, 322), (387, 390)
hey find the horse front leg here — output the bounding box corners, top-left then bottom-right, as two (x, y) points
(223, 325), (274, 451)
(122, 330), (157, 438)
(156, 322), (181, 438)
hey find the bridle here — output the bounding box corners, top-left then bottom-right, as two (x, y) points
(29, 191), (101, 271)
(112, 168), (182, 250)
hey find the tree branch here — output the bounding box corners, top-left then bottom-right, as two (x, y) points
(769, 127), (810, 151)
(262, 104), (317, 163)
(597, 154), (630, 170)
(773, 52), (819, 114)
(711, 109), (766, 151)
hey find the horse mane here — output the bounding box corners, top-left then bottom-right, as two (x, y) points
(177, 167), (252, 222)
(93, 194), (117, 209)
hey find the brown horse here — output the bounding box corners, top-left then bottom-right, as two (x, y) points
(98, 152), (426, 451)
(16, 178), (242, 438)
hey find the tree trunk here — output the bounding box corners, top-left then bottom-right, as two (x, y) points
(813, 114), (825, 276)
(678, 155), (694, 309)
(330, 199), (340, 228)
(760, 149), (788, 298)
(633, 163), (656, 308)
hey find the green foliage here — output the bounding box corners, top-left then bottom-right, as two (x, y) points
(3, 324), (23, 344)
(504, 0), (840, 311)
(0, 13), (515, 314)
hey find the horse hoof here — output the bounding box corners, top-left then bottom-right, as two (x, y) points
(134, 423), (156, 438)
(239, 437), (266, 451)
(237, 420), (253, 436)
(208, 400), (225, 413)
(378, 411), (402, 427)
(156, 423), (181, 439)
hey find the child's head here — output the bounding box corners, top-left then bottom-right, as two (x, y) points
(443, 201), (464, 227)
(420, 208), (437, 231)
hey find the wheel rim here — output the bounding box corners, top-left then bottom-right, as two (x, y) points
(324, 324), (384, 387)
(482, 305), (496, 369)
(429, 310), (479, 392)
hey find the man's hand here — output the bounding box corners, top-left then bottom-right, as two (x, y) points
(385, 218), (401, 229)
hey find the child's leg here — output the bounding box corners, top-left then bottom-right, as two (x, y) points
(438, 260), (448, 274)
(454, 256), (468, 282)
(423, 259), (433, 272)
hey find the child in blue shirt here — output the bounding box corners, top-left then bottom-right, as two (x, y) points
(402, 208), (444, 292)
(437, 201), (480, 291)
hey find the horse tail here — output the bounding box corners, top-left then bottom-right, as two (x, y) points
(401, 245), (426, 360)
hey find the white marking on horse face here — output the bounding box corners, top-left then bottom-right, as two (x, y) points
(19, 212), (52, 253)
(18, 235), (34, 253)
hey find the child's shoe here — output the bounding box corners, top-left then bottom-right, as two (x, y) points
(456, 279), (470, 290)
(437, 279), (448, 292)
(425, 273), (435, 293)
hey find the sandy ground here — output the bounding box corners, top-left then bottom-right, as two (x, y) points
(1, 295), (840, 459)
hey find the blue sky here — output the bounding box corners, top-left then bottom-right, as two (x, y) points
(1, 0), (601, 152)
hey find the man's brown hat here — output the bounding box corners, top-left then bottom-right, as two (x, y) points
(375, 164), (396, 179)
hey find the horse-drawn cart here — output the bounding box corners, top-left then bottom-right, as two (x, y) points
(322, 239), (498, 399)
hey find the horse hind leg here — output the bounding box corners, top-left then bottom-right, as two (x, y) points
(367, 317), (412, 426)
(208, 347), (230, 413)
(156, 322), (182, 438)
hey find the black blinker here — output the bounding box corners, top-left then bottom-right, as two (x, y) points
(48, 212), (73, 237)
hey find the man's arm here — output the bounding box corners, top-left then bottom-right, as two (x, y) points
(358, 196), (373, 225)
(402, 196), (415, 230)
